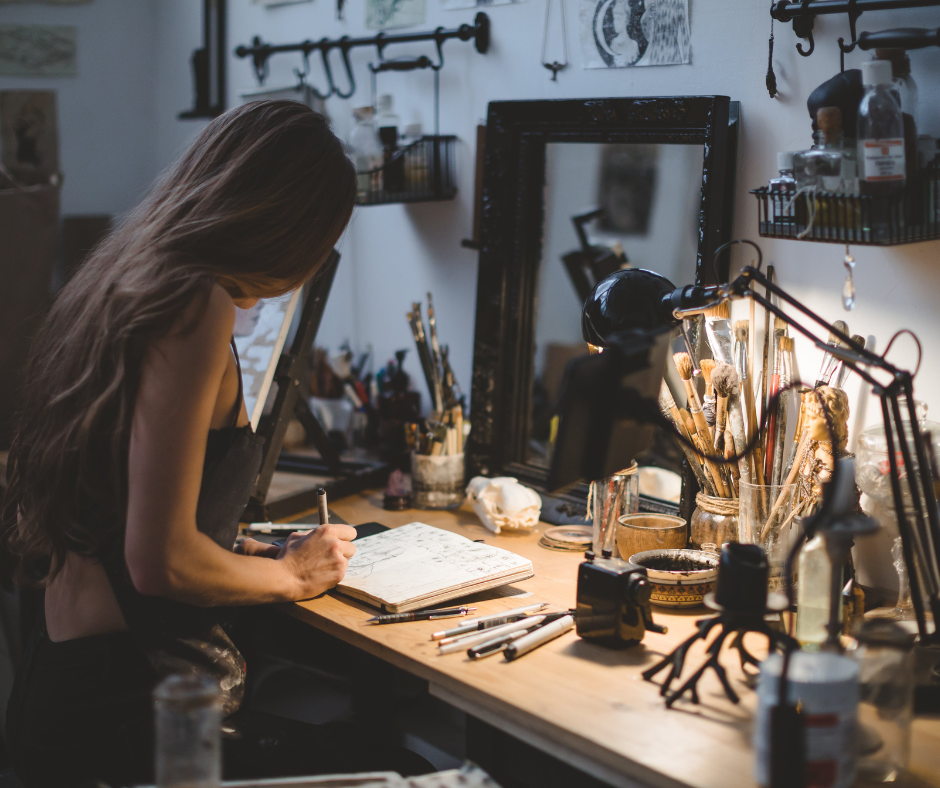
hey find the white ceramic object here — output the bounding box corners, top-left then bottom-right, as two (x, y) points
(465, 476), (542, 535)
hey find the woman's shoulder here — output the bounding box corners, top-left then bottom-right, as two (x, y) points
(161, 283), (237, 367)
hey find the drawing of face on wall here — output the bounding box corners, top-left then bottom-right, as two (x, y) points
(580, 0), (690, 69)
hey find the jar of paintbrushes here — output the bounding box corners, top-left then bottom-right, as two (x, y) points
(691, 492), (738, 553)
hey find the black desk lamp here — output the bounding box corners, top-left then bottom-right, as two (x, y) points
(550, 240), (940, 651)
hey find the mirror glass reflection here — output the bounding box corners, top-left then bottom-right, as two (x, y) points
(527, 142), (705, 469)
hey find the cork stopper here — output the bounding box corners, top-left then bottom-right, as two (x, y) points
(816, 106), (842, 144)
(875, 48), (911, 77)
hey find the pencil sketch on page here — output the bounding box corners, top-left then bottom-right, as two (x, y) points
(578, 0), (690, 69)
(339, 523), (532, 606)
(233, 289), (302, 430)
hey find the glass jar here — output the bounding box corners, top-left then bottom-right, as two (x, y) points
(690, 492), (738, 553)
(154, 673), (222, 788)
(589, 463), (639, 557)
(851, 619), (915, 782)
(738, 480), (797, 594)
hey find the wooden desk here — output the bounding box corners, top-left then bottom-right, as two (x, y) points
(283, 491), (940, 788)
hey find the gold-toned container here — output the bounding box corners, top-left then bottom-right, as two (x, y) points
(690, 493), (738, 553)
(616, 514), (687, 558)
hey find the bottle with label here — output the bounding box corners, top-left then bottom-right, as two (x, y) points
(858, 59), (906, 196)
(794, 106), (845, 192)
(375, 94), (403, 137)
(875, 47), (918, 179)
(349, 107), (384, 198)
(769, 152), (797, 228)
(796, 531), (842, 649)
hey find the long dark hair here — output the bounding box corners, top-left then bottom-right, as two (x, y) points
(2, 100), (356, 587)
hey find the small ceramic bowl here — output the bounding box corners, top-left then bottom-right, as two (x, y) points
(628, 549), (719, 608)
(616, 513), (687, 558)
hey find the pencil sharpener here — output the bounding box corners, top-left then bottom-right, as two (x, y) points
(575, 554), (667, 648)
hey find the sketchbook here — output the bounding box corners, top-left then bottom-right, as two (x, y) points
(335, 523), (534, 613)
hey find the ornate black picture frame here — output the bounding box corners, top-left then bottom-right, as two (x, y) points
(467, 96), (740, 515)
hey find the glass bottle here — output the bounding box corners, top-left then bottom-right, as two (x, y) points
(375, 94), (403, 137)
(858, 59), (906, 196)
(876, 48), (918, 179)
(851, 619), (915, 783)
(794, 106), (845, 192)
(769, 151), (797, 228)
(154, 673), (222, 788)
(349, 107), (384, 199)
(796, 531), (841, 649)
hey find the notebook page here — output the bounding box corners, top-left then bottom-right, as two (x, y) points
(337, 523), (532, 607)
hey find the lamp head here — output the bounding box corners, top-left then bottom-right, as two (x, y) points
(581, 269), (679, 348)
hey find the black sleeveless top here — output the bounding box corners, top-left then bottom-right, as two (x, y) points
(101, 340), (265, 716)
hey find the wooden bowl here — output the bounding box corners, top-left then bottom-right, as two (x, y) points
(628, 549), (719, 608)
(616, 513), (687, 558)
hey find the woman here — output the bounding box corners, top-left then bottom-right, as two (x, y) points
(1, 101), (362, 786)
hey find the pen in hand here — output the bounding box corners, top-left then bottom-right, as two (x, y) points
(318, 487), (329, 526)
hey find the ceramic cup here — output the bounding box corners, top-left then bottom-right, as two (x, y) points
(616, 513), (687, 558)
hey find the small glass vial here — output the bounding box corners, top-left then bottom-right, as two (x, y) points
(796, 531), (841, 649)
(851, 619), (915, 783)
(858, 59), (906, 196)
(876, 48), (918, 179)
(769, 152), (796, 228)
(794, 106), (845, 192)
(349, 107), (384, 198)
(154, 673), (222, 788)
(590, 463), (639, 558)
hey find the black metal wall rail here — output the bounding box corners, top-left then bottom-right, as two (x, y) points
(234, 12), (490, 100)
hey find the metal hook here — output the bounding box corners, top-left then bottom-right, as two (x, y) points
(249, 35), (270, 85)
(331, 37), (356, 100)
(317, 41), (337, 99)
(294, 46), (310, 86)
(297, 43), (332, 100)
(794, 0), (815, 56)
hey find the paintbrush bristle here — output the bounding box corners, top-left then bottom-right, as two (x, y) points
(700, 359), (716, 386)
(774, 316), (787, 331)
(734, 321), (748, 340)
(829, 320), (849, 343)
(779, 336), (794, 351)
(673, 352), (693, 381)
(851, 334), (865, 349)
(704, 302), (730, 319)
(711, 363), (739, 398)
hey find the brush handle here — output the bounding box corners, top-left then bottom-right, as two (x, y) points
(682, 379), (714, 446)
(764, 372), (781, 482)
(693, 433), (728, 498)
(762, 429), (810, 541)
(772, 388), (789, 488)
(659, 398), (711, 494)
(726, 393), (751, 487)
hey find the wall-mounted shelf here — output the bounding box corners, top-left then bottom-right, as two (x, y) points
(751, 162), (940, 245)
(357, 136), (456, 206)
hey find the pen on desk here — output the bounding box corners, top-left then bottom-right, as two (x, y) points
(430, 603), (549, 641)
(465, 613), (569, 659)
(365, 606), (477, 624)
(246, 522), (305, 534)
(503, 615), (575, 661)
(437, 615), (549, 655)
(318, 488), (329, 526)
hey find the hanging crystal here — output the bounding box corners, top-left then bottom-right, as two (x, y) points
(842, 246), (856, 311)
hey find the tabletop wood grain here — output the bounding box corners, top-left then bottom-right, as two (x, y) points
(281, 490), (940, 788)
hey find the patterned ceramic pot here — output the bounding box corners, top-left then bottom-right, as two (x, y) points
(628, 549), (719, 608)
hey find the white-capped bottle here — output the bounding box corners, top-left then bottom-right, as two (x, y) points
(858, 59), (906, 196)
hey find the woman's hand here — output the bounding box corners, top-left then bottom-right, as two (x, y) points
(276, 524), (357, 600)
(234, 538), (280, 558)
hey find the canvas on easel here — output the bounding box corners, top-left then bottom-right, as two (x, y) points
(238, 250), (388, 522)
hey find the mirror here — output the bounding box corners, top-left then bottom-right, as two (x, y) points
(529, 142), (705, 470)
(468, 96), (739, 522)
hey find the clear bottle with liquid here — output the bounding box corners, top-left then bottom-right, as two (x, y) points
(858, 59), (906, 196)
(796, 532), (842, 649)
(794, 106), (845, 192)
(769, 152), (797, 228)
(349, 107), (384, 198)
(375, 94), (403, 137)
(876, 47), (918, 179)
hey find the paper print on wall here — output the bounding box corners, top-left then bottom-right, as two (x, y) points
(252, 0), (313, 6)
(0, 25), (77, 76)
(0, 1), (90, 4)
(0, 91), (59, 185)
(442, 0), (526, 9)
(579, 0), (690, 69)
(366, 0), (426, 29)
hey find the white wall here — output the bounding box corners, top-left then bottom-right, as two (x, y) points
(9, 0), (940, 443)
(0, 0), (161, 215)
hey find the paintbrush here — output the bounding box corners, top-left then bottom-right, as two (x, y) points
(710, 360), (733, 494)
(703, 302), (734, 365)
(726, 439), (739, 498)
(682, 410), (722, 497)
(764, 322), (786, 482)
(759, 266), (775, 429)
(832, 333), (864, 390)
(701, 359), (717, 427)
(763, 427), (812, 541)
(674, 352), (713, 447)
(815, 320), (850, 389)
(712, 363), (750, 493)
(414, 301), (444, 413)
(784, 388), (811, 479)
(660, 381), (710, 493)
(770, 336), (793, 487)
(734, 320), (755, 447)
(407, 309), (439, 411)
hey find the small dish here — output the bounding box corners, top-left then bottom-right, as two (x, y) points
(629, 548), (719, 608)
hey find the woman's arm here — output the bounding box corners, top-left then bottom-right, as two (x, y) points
(124, 284), (355, 607)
